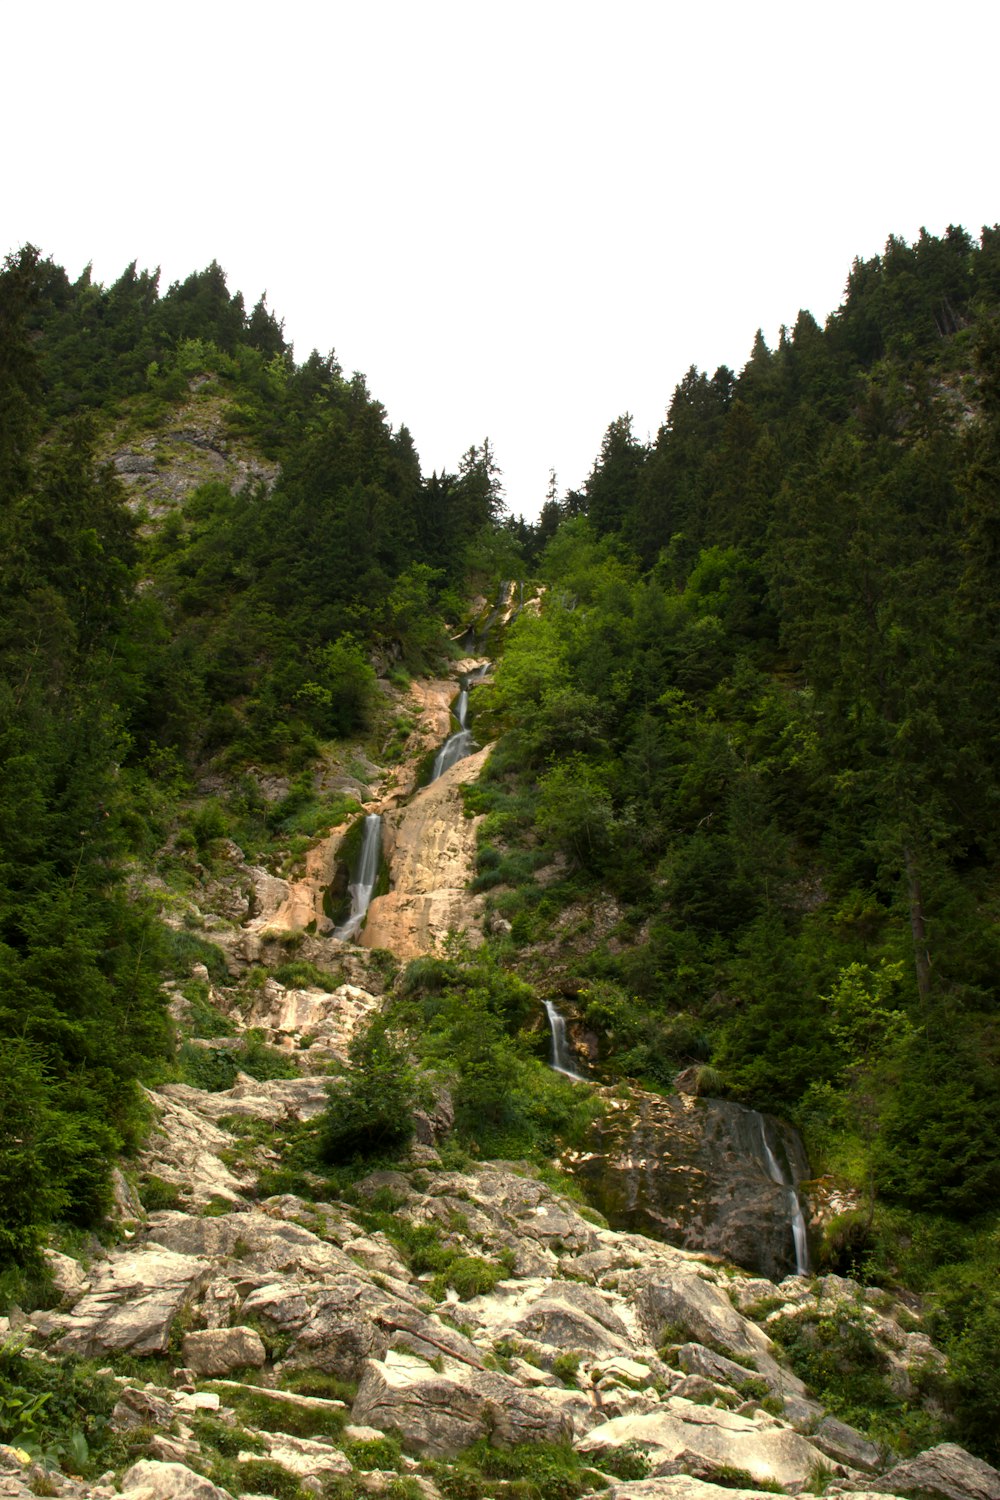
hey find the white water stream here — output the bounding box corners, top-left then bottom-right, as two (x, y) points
(333, 813), (383, 941)
(430, 683), (475, 781)
(759, 1117), (810, 1275)
(543, 999), (587, 1080)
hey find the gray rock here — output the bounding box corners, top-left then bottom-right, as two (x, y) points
(879, 1444), (1000, 1500)
(120, 1459), (235, 1500)
(181, 1325), (267, 1374)
(111, 1387), (177, 1432)
(602, 1480), (802, 1500)
(352, 1350), (573, 1456)
(506, 1283), (634, 1357)
(42, 1249), (90, 1305)
(49, 1246), (211, 1356)
(634, 1270), (774, 1367)
(251, 1432), (351, 1479)
(810, 1416), (884, 1473)
(576, 1401), (827, 1492)
(570, 1092), (810, 1279)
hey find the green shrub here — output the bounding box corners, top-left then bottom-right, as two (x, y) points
(344, 1433), (403, 1470)
(272, 960), (341, 991)
(594, 1444), (651, 1481)
(551, 1351), (581, 1386)
(0, 1345), (120, 1476)
(237, 1458), (305, 1499)
(430, 1255), (505, 1302)
(138, 1174), (184, 1211)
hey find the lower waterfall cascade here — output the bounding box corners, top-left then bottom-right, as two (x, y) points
(543, 998), (587, 1080)
(333, 812), (383, 941)
(758, 1114), (811, 1275)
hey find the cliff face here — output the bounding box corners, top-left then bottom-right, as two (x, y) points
(361, 744), (490, 960)
(566, 1091), (810, 1282)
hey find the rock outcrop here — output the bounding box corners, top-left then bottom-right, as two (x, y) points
(11, 1122), (998, 1500)
(361, 745), (490, 959)
(567, 1089), (811, 1280)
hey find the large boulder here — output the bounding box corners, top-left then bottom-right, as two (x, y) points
(576, 1401), (826, 1492)
(633, 1270), (775, 1368)
(120, 1459), (234, 1500)
(352, 1350), (574, 1455)
(879, 1444), (1000, 1500)
(48, 1247), (210, 1356)
(181, 1325), (266, 1374)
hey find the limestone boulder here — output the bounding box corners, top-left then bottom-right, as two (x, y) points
(120, 1459), (235, 1500)
(181, 1324), (266, 1374)
(242, 980), (380, 1058)
(246, 1432), (351, 1480)
(352, 1350), (574, 1455)
(474, 1281), (635, 1359)
(283, 1281), (486, 1379)
(157, 1074), (330, 1124)
(576, 1401), (827, 1492)
(809, 1415), (883, 1473)
(42, 1249), (91, 1305)
(146, 1208), (360, 1280)
(879, 1444), (1000, 1500)
(137, 1091), (248, 1208)
(602, 1481), (808, 1500)
(633, 1270), (774, 1368)
(111, 1387), (178, 1432)
(48, 1246), (210, 1356)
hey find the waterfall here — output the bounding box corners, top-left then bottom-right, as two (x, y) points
(758, 1116), (810, 1275)
(430, 682), (475, 782)
(333, 814), (382, 941)
(543, 999), (586, 1081)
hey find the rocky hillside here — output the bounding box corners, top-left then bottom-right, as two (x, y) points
(5, 645), (1000, 1500)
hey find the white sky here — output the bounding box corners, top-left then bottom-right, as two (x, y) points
(5, 0), (998, 520)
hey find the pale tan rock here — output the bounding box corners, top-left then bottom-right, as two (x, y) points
(880, 1444), (1000, 1500)
(633, 1270), (775, 1368)
(137, 1089), (247, 1208)
(576, 1401), (827, 1491)
(120, 1458), (234, 1500)
(42, 1249), (90, 1304)
(253, 1432), (352, 1479)
(352, 1350), (573, 1456)
(49, 1247), (211, 1356)
(243, 980), (381, 1057)
(157, 1074), (329, 1124)
(361, 746), (490, 960)
(181, 1324), (266, 1374)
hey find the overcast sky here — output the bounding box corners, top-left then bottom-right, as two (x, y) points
(6, 0), (998, 520)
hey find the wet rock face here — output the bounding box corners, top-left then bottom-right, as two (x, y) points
(566, 1090), (809, 1280)
(361, 746), (490, 961)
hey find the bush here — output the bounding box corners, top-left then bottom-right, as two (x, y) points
(317, 1018), (419, 1162)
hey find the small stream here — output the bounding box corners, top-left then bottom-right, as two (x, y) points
(333, 813), (383, 941)
(543, 999), (587, 1080)
(758, 1115), (811, 1275)
(429, 666), (488, 782)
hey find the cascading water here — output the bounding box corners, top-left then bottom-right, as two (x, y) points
(333, 813), (383, 941)
(430, 682), (475, 781)
(543, 999), (586, 1081)
(758, 1116), (810, 1275)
